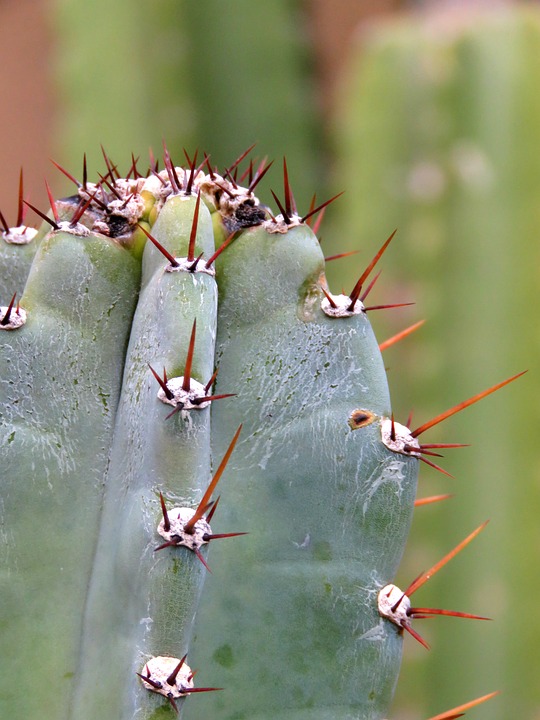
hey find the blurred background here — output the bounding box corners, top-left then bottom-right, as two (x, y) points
(1, 0), (538, 718)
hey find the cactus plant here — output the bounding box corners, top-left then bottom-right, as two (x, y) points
(0, 147), (521, 720)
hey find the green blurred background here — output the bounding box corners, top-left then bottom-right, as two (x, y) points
(1, 1), (538, 718)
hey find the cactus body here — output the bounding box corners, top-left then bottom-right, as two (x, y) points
(0, 227), (140, 718)
(9, 148), (518, 720)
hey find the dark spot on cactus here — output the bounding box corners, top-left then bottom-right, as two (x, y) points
(213, 643), (235, 668)
(348, 409), (375, 430)
(106, 214), (131, 238)
(7, 431), (15, 444)
(234, 200), (266, 227)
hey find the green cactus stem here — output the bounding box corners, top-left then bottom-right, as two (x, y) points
(1, 146), (516, 720)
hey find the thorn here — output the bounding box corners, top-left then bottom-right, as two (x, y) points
(404, 521), (489, 597)
(193, 547), (212, 573)
(202, 531), (248, 541)
(320, 286), (337, 309)
(136, 669), (162, 690)
(347, 229), (397, 310)
(137, 224), (179, 267)
(324, 250), (360, 263)
(70, 189), (99, 226)
(414, 493), (453, 507)
(162, 141), (180, 193)
(98, 172), (122, 200)
(44, 180), (59, 224)
(191, 393), (236, 406)
(421, 443), (470, 450)
(410, 607), (491, 621)
(82, 154), (88, 191)
(154, 538), (181, 552)
(204, 153), (215, 180)
(363, 302), (415, 312)
(184, 425), (242, 534)
(204, 367), (219, 394)
(184, 148), (199, 194)
(360, 270), (382, 302)
(406, 410), (414, 428)
(270, 189), (291, 225)
(248, 159), (274, 194)
(182, 320), (197, 393)
(205, 496), (220, 523)
(411, 371), (527, 438)
(378, 320), (426, 351)
(50, 159), (80, 188)
(419, 456), (454, 478)
(303, 193), (316, 227)
(427, 691), (500, 720)
(168, 696), (179, 713)
(282, 158), (296, 217)
(212, 179), (235, 198)
(159, 492), (171, 532)
(311, 207), (326, 236)
(205, 232), (237, 268)
(0, 208), (9, 233)
(225, 143), (257, 177)
(183, 686), (223, 694)
(223, 168), (238, 189)
(390, 414), (396, 441)
(1, 293), (17, 325)
(148, 364), (174, 401)
(164, 402), (185, 421)
(187, 191), (201, 262)
(300, 191), (344, 224)
(23, 200), (59, 231)
(17, 168), (25, 226)
(402, 622), (430, 650)
(100, 145), (119, 180)
(166, 654), (187, 685)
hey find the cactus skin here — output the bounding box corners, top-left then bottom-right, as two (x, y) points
(71, 193), (219, 720)
(1, 152), (421, 720)
(0, 227), (140, 719)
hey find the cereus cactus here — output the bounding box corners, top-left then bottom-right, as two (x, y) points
(0, 148), (521, 720)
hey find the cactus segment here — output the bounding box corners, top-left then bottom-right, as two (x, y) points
(0, 227), (141, 719)
(70, 192), (221, 719)
(184, 217), (418, 719)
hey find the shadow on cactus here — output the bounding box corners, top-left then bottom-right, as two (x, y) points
(0, 145), (522, 719)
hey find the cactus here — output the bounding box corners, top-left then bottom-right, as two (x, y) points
(0, 147), (521, 720)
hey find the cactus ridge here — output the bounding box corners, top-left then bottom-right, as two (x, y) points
(0, 146), (519, 720)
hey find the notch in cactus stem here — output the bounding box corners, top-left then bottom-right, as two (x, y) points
(378, 522), (489, 648)
(426, 690), (499, 720)
(0, 292), (26, 330)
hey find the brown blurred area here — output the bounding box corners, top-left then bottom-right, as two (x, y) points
(0, 0), (56, 221)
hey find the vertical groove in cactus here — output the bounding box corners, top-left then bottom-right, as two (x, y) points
(3, 141), (515, 720)
(331, 6), (538, 718)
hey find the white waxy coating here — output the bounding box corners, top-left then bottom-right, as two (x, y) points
(2, 225), (38, 245)
(377, 583), (411, 627)
(157, 376), (210, 410)
(321, 292), (364, 318)
(139, 655), (195, 699)
(0, 306), (27, 330)
(380, 417), (421, 456)
(57, 221), (91, 237)
(157, 506), (212, 550)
